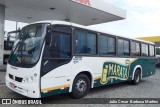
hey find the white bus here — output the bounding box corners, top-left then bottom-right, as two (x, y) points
(6, 21), (156, 98)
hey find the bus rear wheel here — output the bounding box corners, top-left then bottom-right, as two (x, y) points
(131, 69), (141, 85)
(71, 74), (90, 99)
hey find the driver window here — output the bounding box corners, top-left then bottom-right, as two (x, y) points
(42, 26), (72, 75)
(44, 32), (71, 58)
(49, 32), (71, 58)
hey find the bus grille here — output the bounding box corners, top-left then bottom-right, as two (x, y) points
(15, 76), (23, 82)
(9, 74), (13, 80)
(9, 74), (23, 82)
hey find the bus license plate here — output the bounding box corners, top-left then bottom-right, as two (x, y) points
(9, 82), (15, 88)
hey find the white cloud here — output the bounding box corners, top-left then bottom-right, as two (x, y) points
(124, 0), (160, 9)
(91, 0), (160, 38)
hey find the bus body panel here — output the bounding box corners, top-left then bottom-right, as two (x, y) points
(5, 21), (156, 98)
(93, 57), (156, 87)
(6, 63), (41, 98)
(6, 76), (40, 98)
(72, 57), (137, 88)
(40, 62), (72, 97)
(40, 56), (156, 97)
(6, 64), (36, 77)
(5, 43), (45, 98)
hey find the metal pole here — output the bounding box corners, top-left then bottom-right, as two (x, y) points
(16, 21), (18, 31)
(0, 5), (5, 65)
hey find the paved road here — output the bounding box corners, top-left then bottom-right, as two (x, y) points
(0, 69), (160, 107)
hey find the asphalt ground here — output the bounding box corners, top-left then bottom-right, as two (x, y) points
(0, 69), (160, 107)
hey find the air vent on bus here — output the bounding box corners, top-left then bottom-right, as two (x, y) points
(9, 74), (13, 80)
(9, 74), (23, 82)
(15, 76), (23, 82)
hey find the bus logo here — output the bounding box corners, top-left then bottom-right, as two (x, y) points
(72, 0), (91, 6)
(100, 60), (130, 84)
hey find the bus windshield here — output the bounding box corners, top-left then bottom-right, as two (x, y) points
(8, 23), (49, 67)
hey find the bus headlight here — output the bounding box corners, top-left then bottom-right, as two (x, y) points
(26, 78), (29, 82)
(30, 76), (34, 81)
(26, 77), (30, 82)
(34, 73), (37, 77)
(26, 76), (33, 82)
(24, 74), (38, 83)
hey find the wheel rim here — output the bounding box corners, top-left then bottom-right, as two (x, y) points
(135, 73), (140, 83)
(76, 79), (87, 93)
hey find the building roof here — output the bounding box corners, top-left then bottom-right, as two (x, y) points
(0, 0), (126, 25)
(137, 36), (160, 42)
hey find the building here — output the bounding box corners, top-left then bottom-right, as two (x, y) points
(137, 36), (160, 47)
(137, 36), (160, 66)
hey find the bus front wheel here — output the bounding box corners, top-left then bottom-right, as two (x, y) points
(131, 69), (141, 85)
(71, 74), (91, 99)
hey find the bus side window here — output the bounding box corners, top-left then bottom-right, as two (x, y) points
(108, 37), (116, 55)
(149, 45), (155, 57)
(42, 26), (72, 74)
(124, 40), (130, 56)
(142, 44), (149, 57)
(131, 42), (140, 57)
(49, 32), (71, 58)
(117, 39), (130, 56)
(99, 35), (108, 55)
(136, 42), (141, 56)
(75, 30), (96, 55)
(98, 34), (115, 55)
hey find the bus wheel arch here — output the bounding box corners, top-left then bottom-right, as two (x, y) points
(70, 71), (93, 98)
(131, 66), (142, 84)
(132, 65), (142, 80)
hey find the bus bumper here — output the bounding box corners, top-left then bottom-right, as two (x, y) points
(5, 75), (41, 98)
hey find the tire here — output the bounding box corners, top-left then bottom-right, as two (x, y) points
(71, 74), (91, 99)
(131, 69), (141, 85)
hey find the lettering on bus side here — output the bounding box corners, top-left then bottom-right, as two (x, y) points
(72, 0), (91, 6)
(73, 56), (82, 64)
(100, 60), (130, 84)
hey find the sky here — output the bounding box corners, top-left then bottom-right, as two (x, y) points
(4, 0), (160, 39)
(91, 0), (160, 38)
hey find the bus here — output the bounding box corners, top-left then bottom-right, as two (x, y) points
(4, 37), (15, 64)
(156, 47), (160, 67)
(3, 30), (20, 64)
(6, 21), (156, 98)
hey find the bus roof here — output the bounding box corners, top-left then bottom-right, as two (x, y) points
(32, 20), (155, 45)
